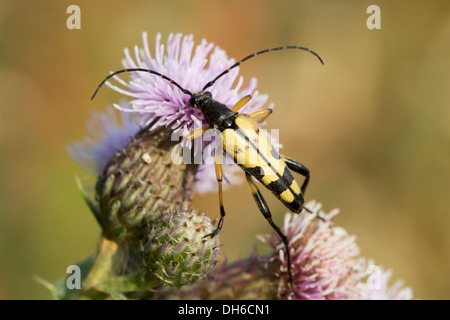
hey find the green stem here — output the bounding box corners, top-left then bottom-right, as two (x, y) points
(78, 237), (160, 299)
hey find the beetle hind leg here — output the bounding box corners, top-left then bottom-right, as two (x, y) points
(280, 155), (324, 221)
(245, 171), (295, 294)
(280, 155), (310, 194)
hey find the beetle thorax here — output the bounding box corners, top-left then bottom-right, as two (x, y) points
(189, 91), (236, 130)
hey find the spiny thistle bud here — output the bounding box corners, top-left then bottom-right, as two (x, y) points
(95, 124), (197, 243)
(143, 211), (220, 288)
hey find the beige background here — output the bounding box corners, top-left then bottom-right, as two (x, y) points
(0, 0), (449, 299)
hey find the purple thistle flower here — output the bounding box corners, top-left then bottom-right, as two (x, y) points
(103, 32), (275, 192)
(265, 201), (363, 299)
(67, 105), (141, 175)
(262, 201), (413, 300)
(359, 261), (413, 300)
(109, 32), (272, 130)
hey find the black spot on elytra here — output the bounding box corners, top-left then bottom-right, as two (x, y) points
(245, 166), (264, 180)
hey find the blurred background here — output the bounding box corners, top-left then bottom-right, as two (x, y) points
(0, 0), (449, 299)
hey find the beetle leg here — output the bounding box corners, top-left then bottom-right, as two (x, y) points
(280, 155), (323, 220)
(184, 127), (208, 140)
(248, 108), (273, 123)
(280, 155), (310, 194)
(245, 171), (295, 293)
(203, 150), (226, 239)
(231, 94), (252, 112)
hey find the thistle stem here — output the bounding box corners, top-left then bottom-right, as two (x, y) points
(78, 237), (161, 299)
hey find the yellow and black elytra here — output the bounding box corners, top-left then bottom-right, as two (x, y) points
(92, 45), (324, 294)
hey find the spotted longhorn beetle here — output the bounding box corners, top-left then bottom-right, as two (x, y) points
(92, 45), (324, 294)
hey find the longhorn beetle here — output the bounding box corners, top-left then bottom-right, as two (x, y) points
(91, 45), (324, 294)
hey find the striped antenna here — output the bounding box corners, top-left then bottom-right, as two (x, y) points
(90, 68), (193, 100)
(202, 46), (324, 91)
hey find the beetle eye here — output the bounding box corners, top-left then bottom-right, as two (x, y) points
(205, 91), (212, 98)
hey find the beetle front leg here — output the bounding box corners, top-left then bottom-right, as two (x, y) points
(184, 127), (208, 140)
(248, 108), (273, 123)
(231, 94), (252, 112)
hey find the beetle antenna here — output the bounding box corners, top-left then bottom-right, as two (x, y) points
(202, 46), (324, 91)
(91, 68), (193, 100)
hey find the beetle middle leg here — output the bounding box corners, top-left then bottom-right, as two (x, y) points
(203, 150), (226, 239)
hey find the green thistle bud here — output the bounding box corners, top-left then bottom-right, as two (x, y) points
(143, 210), (220, 288)
(95, 125), (198, 243)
